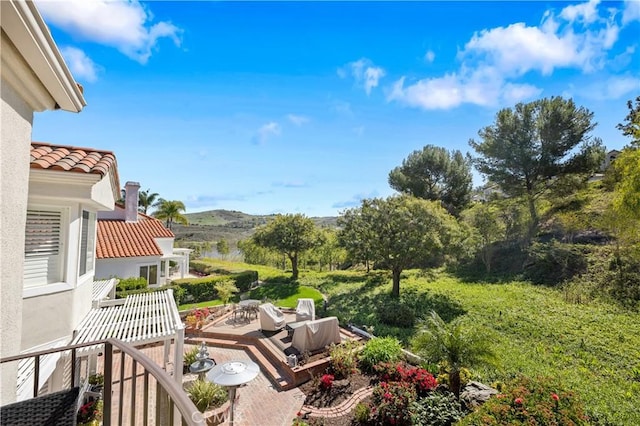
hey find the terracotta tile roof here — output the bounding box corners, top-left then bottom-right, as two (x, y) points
(97, 215), (174, 259)
(30, 141), (117, 178)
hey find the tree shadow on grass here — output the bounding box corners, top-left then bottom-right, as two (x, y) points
(325, 281), (466, 344)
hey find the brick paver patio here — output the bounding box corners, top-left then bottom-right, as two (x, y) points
(103, 343), (305, 426)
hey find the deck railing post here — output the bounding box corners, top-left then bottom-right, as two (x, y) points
(33, 355), (40, 397)
(104, 341), (113, 425)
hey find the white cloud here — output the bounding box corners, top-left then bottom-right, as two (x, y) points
(424, 50), (435, 63)
(331, 100), (353, 117)
(389, 0), (628, 110)
(252, 122), (281, 145)
(622, 0), (640, 25)
(388, 72), (542, 110)
(581, 75), (640, 100)
(36, 0), (181, 64)
(339, 58), (386, 95)
(286, 114), (310, 126)
(560, 0), (601, 24)
(60, 46), (98, 82)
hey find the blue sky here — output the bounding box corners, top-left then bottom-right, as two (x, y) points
(33, 0), (640, 217)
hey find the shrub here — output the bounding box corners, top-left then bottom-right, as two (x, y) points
(436, 364), (472, 389)
(115, 284), (184, 305)
(397, 365), (437, 396)
(359, 337), (403, 372)
(329, 340), (360, 379)
(353, 402), (371, 424)
(116, 276), (147, 292)
(214, 280), (239, 305)
(372, 362), (437, 397)
(523, 242), (588, 286)
(371, 380), (417, 425)
(189, 260), (214, 275)
(187, 380), (227, 412)
(320, 374), (334, 390)
(377, 300), (415, 327)
(88, 373), (104, 386)
(410, 392), (464, 426)
(184, 346), (200, 367)
(174, 271), (259, 304)
(459, 375), (589, 425)
(233, 270), (259, 292)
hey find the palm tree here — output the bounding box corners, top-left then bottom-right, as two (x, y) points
(412, 311), (494, 398)
(138, 189), (160, 214)
(152, 199), (188, 230)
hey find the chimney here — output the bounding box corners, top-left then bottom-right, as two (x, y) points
(124, 181), (140, 223)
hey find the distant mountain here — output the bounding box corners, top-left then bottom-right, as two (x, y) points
(173, 209), (338, 246)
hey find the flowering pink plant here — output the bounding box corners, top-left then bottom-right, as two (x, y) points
(320, 374), (334, 390)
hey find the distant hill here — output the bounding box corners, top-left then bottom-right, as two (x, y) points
(173, 209), (338, 247)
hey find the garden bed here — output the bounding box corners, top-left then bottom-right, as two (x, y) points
(299, 371), (374, 408)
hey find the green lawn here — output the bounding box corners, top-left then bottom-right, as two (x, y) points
(178, 284), (323, 310)
(180, 260), (639, 423)
(179, 299), (224, 311)
(295, 269), (639, 425)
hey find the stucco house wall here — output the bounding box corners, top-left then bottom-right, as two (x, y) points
(2, 1), (86, 399)
(0, 74), (33, 407)
(95, 256), (163, 282)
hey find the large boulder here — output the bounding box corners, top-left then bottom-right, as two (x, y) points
(460, 381), (498, 409)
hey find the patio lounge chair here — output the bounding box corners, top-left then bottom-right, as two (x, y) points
(292, 316), (341, 353)
(0, 386), (80, 426)
(295, 298), (315, 322)
(259, 303), (285, 331)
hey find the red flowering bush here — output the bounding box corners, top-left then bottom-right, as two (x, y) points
(460, 376), (589, 425)
(193, 307), (210, 321)
(373, 362), (437, 397)
(77, 398), (103, 425)
(320, 374), (334, 390)
(371, 381), (417, 425)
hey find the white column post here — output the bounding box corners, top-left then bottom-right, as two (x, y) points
(173, 328), (184, 384)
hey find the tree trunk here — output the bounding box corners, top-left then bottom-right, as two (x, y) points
(450, 370), (462, 399)
(291, 253), (299, 280)
(391, 267), (401, 298)
(527, 194), (538, 240)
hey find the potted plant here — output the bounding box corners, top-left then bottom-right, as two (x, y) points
(88, 373), (104, 393)
(77, 398), (103, 426)
(183, 346), (200, 374)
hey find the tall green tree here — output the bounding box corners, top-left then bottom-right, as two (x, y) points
(153, 199), (188, 230)
(313, 228), (346, 271)
(470, 97), (604, 237)
(338, 195), (461, 297)
(252, 214), (320, 280)
(337, 207), (376, 272)
(216, 239), (230, 258)
(237, 239), (281, 267)
(388, 145), (473, 216)
(617, 96), (640, 148)
(461, 203), (505, 273)
(412, 311), (494, 398)
(138, 189), (160, 214)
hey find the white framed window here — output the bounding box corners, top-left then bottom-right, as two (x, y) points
(139, 264), (158, 285)
(160, 260), (166, 278)
(24, 208), (65, 288)
(79, 210), (96, 276)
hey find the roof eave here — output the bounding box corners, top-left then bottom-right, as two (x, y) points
(2, 0), (86, 112)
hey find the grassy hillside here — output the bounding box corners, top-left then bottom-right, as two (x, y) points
(174, 209), (338, 248)
(299, 269), (640, 425)
(188, 260), (638, 424)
